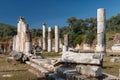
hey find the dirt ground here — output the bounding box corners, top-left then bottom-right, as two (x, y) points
(0, 54), (38, 80)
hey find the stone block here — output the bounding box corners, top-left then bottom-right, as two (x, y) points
(76, 65), (102, 77)
(60, 51), (104, 65)
(110, 57), (120, 62)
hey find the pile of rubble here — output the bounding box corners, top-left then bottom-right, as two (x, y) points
(25, 50), (104, 79)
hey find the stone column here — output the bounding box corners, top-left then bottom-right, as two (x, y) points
(63, 34), (68, 52)
(42, 23), (46, 51)
(59, 39), (63, 49)
(25, 31), (32, 56)
(13, 35), (16, 51)
(96, 8), (106, 53)
(16, 35), (19, 52)
(55, 25), (59, 52)
(64, 34), (68, 47)
(38, 38), (42, 48)
(17, 16), (28, 52)
(48, 27), (52, 52)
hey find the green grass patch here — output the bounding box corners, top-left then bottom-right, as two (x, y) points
(102, 53), (120, 77)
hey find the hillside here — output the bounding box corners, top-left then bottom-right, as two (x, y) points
(0, 23), (17, 38)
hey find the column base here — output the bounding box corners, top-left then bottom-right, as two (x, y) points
(62, 45), (68, 53)
(96, 45), (106, 53)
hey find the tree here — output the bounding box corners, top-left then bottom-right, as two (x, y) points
(75, 35), (84, 45)
(85, 31), (95, 45)
(0, 23), (16, 38)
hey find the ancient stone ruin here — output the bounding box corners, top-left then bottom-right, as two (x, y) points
(12, 16), (32, 61)
(48, 27), (52, 52)
(55, 25), (59, 52)
(9, 8), (120, 79)
(96, 8), (106, 53)
(25, 8), (105, 79)
(42, 23), (46, 51)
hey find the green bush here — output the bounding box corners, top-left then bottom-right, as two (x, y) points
(85, 33), (95, 45)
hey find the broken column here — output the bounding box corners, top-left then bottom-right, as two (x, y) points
(48, 27), (52, 52)
(17, 16), (29, 52)
(63, 34), (68, 52)
(60, 51), (103, 65)
(12, 36), (16, 51)
(42, 23), (46, 51)
(25, 31), (32, 56)
(55, 25), (59, 52)
(15, 35), (19, 52)
(96, 8), (106, 53)
(38, 38), (42, 48)
(13, 16), (31, 56)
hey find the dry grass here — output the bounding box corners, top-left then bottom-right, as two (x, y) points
(102, 53), (120, 77)
(0, 52), (120, 79)
(0, 54), (37, 80)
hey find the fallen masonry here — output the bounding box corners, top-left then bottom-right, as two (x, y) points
(9, 8), (120, 79)
(55, 51), (104, 77)
(59, 51), (104, 66)
(110, 57), (120, 62)
(76, 65), (102, 77)
(26, 52), (120, 80)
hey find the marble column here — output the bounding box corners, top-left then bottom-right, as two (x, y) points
(25, 31), (32, 55)
(64, 34), (68, 47)
(16, 35), (19, 52)
(55, 25), (59, 52)
(17, 16), (28, 52)
(96, 8), (106, 53)
(42, 23), (46, 51)
(38, 38), (42, 48)
(13, 35), (16, 51)
(63, 34), (68, 52)
(48, 27), (52, 52)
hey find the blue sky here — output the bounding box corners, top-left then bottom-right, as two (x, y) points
(0, 0), (120, 28)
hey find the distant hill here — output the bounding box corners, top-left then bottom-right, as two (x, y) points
(0, 23), (17, 38)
